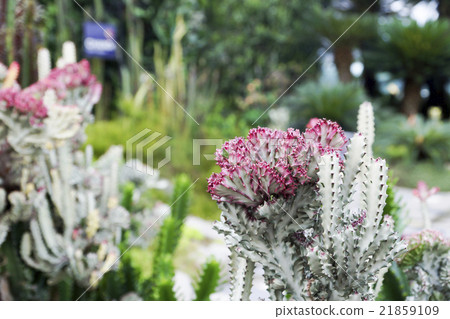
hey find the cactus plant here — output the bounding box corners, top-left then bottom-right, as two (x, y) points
(208, 112), (406, 300)
(400, 230), (450, 301)
(0, 39), (219, 301)
(0, 41), (131, 293)
(91, 174), (221, 301)
(17, 144), (130, 287)
(0, 42), (151, 300)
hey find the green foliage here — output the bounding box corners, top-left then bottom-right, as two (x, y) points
(147, 174), (191, 300)
(154, 217), (183, 262)
(0, 233), (36, 300)
(191, 191), (221, 221)
(383, 176), (406, 232)
(388, 161), (450, 191)
(55, 277), (74, 301)
(121, 182), (135, 211)
(189, 0), (322, 95)
(310, 4), (377, 47)
(282, 80), (366, 130)
(95, 253), (141, 301)
(201, 102), (255, 139)
(152, 174), (191, 258)
(368, 19), (450, 81)
(170, 174), (192, 222)
(400, 243), (428, 269)
(85, 117), (149, 158)
(149, 254), (177, 301)
(374, 114), (450, 165)
(377, 263), (409, 301)
(193, 259), (221, 301)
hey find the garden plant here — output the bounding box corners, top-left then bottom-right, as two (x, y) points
(0, 0), (449, 304)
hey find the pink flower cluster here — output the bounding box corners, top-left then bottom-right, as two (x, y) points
(404, 229), (450, 249)
(208, 119), (347, 207)
(0, 60), (101, 124)
(23, 59), (101, 101)
(0, 86), (48, 120)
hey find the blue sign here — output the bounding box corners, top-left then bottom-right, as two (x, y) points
(83, 22), (117, 59)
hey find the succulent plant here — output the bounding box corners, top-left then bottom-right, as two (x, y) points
(16, 144), (130, 287)
(0, 42), (136, 300)
(0, 49), (101, 155)
(209, 110), (406, 300)
(400, 230), (450, 301)
(0, 41), (218, 300)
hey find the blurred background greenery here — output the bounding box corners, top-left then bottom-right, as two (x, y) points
(1, 0), (449, 222)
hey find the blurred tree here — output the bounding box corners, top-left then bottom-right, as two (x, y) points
(367, 19), (450, 116)
(438, 0), (450, 17)
(281, 80), (367, 131)
(346, 0), (382, 13)
(421, 0), (450, 117)
(309, 4), (377, 83)
(187, 0), (322, 96)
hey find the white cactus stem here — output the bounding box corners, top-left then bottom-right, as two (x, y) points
(229, 250), (249, 301)
(357, 101), (375, 157)
(62, 41), (77, 65)
(37, 48), (51, 80)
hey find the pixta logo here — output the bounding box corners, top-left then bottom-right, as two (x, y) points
(126, 129), (172, 175)
(192, 139), (224, 165)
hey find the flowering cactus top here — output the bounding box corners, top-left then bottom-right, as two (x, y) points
(24, 59), (101, 101)
(0, 60), (101, 123)
(0, 86), (48, 119)
(208, 119), (347, 207)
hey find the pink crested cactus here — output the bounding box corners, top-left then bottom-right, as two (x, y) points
(0, 60), (101, 126)
(207, 119), (347, 207)
(305, 117), (320, 128)
(303, 119), (347, 150)
(0, 87), (48, 120)
(23, 59), (101, 102)
(302, 119), (347, 176)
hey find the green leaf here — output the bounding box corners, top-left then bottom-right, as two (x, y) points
(121, 182), (135, 211)
(194, 259), (221, 301)
(377, 263), (410, 301)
